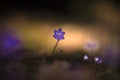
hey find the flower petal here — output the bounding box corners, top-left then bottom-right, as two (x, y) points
(62, 32), (65, 35)
(61, 36), (64, 39)
(58, 28), (62, 32)
(53, 35), (57, 39)
(57, 37), (61, 41)
(54, 30), (57, 34)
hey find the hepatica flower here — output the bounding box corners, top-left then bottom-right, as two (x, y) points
(83, 55), (89, 60)
(53, 28), (65, 41)
(51, 28), (65, 56)
(1, 31), (20, 54)
(94, 57), (102, 64)
(4, 35), (20, 49)
(94, 57), (99, 62)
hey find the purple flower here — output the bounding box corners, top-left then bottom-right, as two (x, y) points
(1, 31), (20, 54)
(53, 28), (65, 41)
(98, 59), (102, 64)
(83, 55), (89, 60)
(3, 35), (20, 49)
(94, 57), (102, 64)
(94, 57), (99, 62)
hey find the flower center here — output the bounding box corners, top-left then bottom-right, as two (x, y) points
(57, 33), (61, 37)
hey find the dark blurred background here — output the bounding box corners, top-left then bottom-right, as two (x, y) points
(0, 0), (120, 21)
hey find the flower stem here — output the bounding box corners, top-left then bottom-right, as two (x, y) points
(51, 40), (59, 56)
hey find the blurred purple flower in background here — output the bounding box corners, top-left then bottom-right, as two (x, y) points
(83, 55), (89, 60)
(94, 57), (99, 62)
(3, 34), (20, 50)
(98, 59), (102, 64)
(53, 28), (65, 41)
(94, 57), (102, 64)
(0, 30), (21, 56)
(84, 41), (99, 52)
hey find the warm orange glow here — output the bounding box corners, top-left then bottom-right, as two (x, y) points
(6, 19), (119, 55)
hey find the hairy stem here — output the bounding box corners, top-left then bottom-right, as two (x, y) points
(51, 40), (59, 56)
